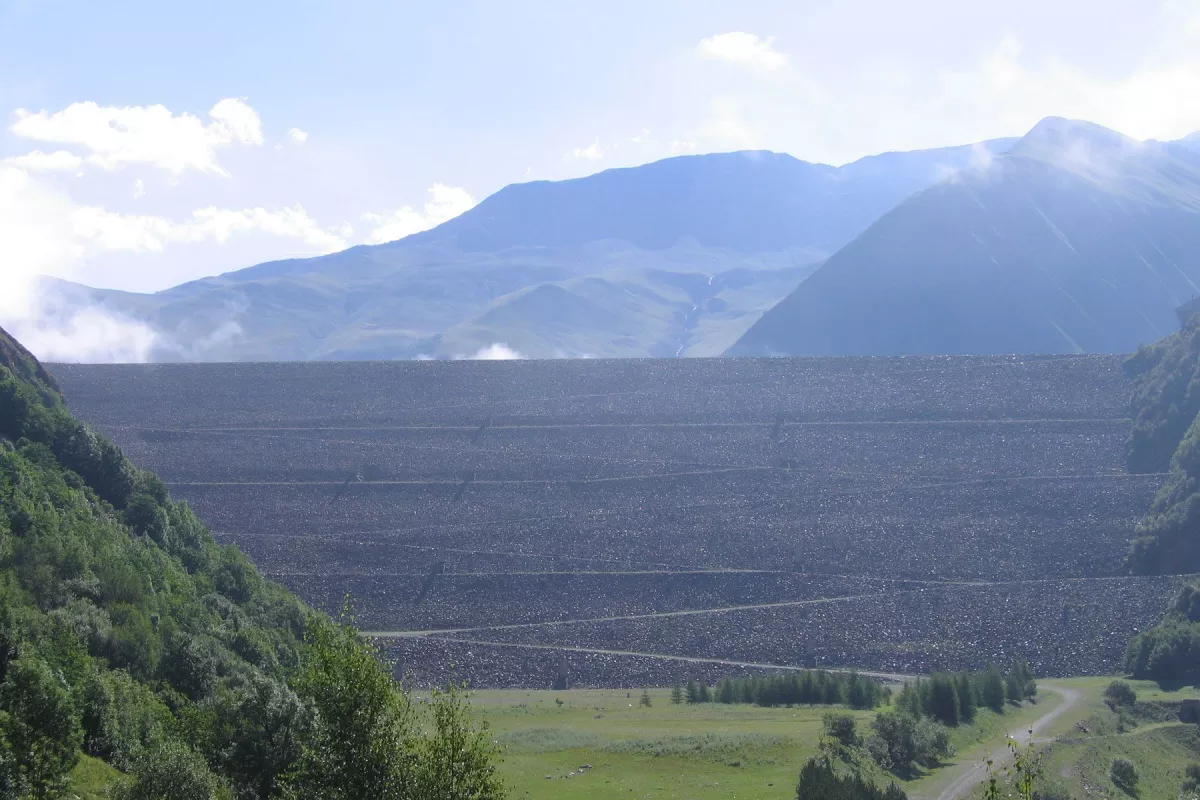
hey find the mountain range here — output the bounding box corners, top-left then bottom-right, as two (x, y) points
(730, 118), (1200, 357)
(45, 140), (1016, 361)
(40, 118), (1200, 362)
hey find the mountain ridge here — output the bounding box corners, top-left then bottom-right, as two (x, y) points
(38, 137), (1018, 362)
(729, 118), (1200, 358)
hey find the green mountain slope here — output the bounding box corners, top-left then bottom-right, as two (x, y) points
(729, 118), (1200, 357)
(1124, 313), (1200, 574)
(0, 325), (503, 798)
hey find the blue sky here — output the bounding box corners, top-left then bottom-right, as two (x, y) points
(2, 0), (1200, 296)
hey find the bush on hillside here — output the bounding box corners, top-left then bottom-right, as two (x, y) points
(795, 756), (907, 800)
(1125, 584), (1200, 682)
(866, 711), (951, 775)
(823, 712), (859, 748)
(1110, 757), (1138, 794)
(1103, 680), (1137, 709)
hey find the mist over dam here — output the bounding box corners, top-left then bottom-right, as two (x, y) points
(52, 355), (1183, 687)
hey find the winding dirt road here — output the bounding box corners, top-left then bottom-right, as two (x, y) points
(932, 683), (1082, 800)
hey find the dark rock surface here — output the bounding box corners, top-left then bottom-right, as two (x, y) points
(52, 355), (1177, 685)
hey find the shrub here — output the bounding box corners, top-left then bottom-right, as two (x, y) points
(1110, 758), (1138, 793)
(1183, 763), (1200, 795)
(1032, 785), (1072, 800)
(1124, 618), (1200, 681)
(822, 712), (858, 748)
(795, 756), (907, 800)
(868, 711), (952, 774)
(111, 740), (230, 800)
(1103, 680), (1137, 709)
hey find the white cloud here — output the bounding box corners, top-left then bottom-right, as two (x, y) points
(668, 140), (700, 154)
(363, 183), (476, 245)
(0, 164), (159, 362)
(682, 16), (1200, 165)
(132, 178), (145, 198)
(10, 98), (263, 175)
(14, 305), (160, 363)
(288, 127), (309, 144)
(464, 343), (525, 360)
(565, 139), (603, 161)
(698, 32), (787, 71)
(0, 158), (350, 361)
(3, 150), (84, 171)
(70, 203), (347, 255)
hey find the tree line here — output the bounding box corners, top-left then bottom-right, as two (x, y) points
(892, 660), (1037, 727)
(670, 670), (889, 709)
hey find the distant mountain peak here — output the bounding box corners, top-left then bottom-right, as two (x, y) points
(1010, 117), (1146, 177)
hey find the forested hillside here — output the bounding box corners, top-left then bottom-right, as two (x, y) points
(0, 326), (503, 798)
(1125, 312), (1200, 573)
(1120, 312), (1200, 683)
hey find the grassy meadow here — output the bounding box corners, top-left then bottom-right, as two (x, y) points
(468, 679), (1200, 800)
(469, 685), (1055, 800)
(65, 677), (1200, 799)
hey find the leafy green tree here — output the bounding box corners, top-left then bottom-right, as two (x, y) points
(111, 741), (230, 800)
(670, 682), (683, 704)
(284, 616), (418, 800)
(822, 712), (858, 748)
(1006, 660), (1036, 702)
(868, 711), (951, 775)
(638, 689), (652, 708)
(79, 668), (170, 772)
(1125, 594), (1200, 682)
(414, 683), (506, 800)
(212, 673), (311, 800)
(0, 653), (82, 799)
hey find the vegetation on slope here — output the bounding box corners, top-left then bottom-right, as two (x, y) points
(1116, 314), (1200, 683)
(0, 325), (504, 798)
(1125, 582), (1200, 681)
(1037, 678), (1200, 800)
(1125, 312), (1200, 572)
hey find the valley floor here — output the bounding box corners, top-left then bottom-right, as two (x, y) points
(461, 678), (1200, 800)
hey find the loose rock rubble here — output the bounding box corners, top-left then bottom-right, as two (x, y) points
(51, 355), (1174, 685)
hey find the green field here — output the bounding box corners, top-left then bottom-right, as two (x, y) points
(468, 679), (1200, 800)
(469, 686), (1055, 800)
(68, 678), (1200, 799)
